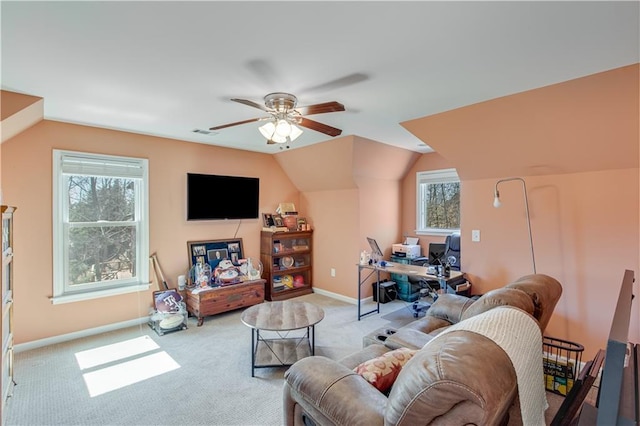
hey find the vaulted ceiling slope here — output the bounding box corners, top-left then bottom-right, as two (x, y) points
(274, 136), (420, 192)
(0, 90), (43, 143)
(1, 1), (638, 154)
(402, 65), (640, 181)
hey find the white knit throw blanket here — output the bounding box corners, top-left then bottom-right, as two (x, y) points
(424, 306), (547, 425)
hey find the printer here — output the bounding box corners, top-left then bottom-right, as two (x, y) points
(392, 237), (421, 259)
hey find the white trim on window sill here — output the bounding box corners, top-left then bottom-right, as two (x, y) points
(50, 282), (151, 304)
(416, 229), (460, 237)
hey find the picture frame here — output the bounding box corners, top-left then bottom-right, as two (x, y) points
(272, 214), (284, 227)
(187, 238), (244, 272)
(296, 217), (307, 230)
(262, 213), (274, 227)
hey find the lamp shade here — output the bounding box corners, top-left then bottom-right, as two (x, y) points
(289, 124), (303, 141)
(271, 133), (287, 143)
(258, 117), (304, 144)
(275, 119), (292, 137)
(259, 121), (276, 139)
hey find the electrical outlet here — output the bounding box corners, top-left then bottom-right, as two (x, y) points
(330, 268), (336, 277)
(472, 229), (481, 242)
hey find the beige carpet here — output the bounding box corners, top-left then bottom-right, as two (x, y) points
(4, 294), (407, 426)
(5, 293), (571, 425)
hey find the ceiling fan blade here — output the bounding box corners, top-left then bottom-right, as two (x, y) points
(298, 73), (369, 94)
(296, 101), (345, 116)
(298, 117), (342, 137)
(231, 98), (271, 112)
(209, 117), (262, 131)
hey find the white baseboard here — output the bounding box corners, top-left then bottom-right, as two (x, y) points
(14, 317), (148, 353)
(15, 290), (373, 353)
(312, 287), (373, 305)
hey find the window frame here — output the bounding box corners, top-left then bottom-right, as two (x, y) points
(52, 150), (150, 304)
(415, 168), (461, 236)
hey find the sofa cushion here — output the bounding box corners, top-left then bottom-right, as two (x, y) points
(461, 287), (535, 321)
(354, 347), (417, 393)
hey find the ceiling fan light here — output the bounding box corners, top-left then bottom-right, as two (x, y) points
(259, 121), (275, 139)
(275, 119), (292, 137)
(289, 124), (303, 141)
(271, 133), (287, 144)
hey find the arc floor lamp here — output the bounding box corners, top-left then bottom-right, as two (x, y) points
(493, 177), (536, 274)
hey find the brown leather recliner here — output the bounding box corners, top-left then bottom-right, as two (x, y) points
(283, 274), (562, 426)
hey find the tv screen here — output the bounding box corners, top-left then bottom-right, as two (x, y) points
(187, 173), (259, 220)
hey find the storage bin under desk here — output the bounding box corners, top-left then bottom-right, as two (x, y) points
(389, 256), (417, 301)
(390, 270), (420, 302)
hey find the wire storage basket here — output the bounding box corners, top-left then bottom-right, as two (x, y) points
(543, 336), (584, 396)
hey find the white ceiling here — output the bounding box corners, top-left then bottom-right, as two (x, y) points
(2, 1), (638, 154)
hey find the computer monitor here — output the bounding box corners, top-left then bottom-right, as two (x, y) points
(428, 243), (446, 265)
(366, 237), (384, 258)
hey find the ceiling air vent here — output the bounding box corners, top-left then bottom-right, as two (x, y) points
(192, 129), (217, 135)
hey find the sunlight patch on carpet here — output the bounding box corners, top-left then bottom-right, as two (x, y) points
(75, 336), (160, 370)
(82, 351), (180, 397)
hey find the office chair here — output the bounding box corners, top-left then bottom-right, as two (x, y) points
(444, 232), (461, 271)
(410, 279), (439, 317)
(407, 247), (445, 317)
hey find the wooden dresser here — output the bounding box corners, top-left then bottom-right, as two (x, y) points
(184, 279), (265, 326)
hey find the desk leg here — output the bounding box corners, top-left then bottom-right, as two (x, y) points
(357, 265), (381, 320)
(358, 266), (362, 320)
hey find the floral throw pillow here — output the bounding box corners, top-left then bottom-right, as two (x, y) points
(354, 348), (417, 393)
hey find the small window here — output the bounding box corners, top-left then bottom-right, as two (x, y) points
(52, 150), (149, 304)
(416, 169), (460, 236)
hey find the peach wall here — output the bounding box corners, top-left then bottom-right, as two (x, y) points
(276, 137), (417, 300)
(275, 136), (357, 191)
(2, 120), (300, 344)
(402, 64), (639, 181)
(457, 170), (639, 359)
(1, 90), (42, 121)
(302, 189), (359, 296)
(400, 65), (639, 359)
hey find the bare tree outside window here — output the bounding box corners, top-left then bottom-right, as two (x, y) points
(425, 182), (460, 229)
(67, 176), (137, 285)
(416, 169), (460, 234)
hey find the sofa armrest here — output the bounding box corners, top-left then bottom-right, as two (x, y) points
(284, 356), (387, 426)
(426, 293), (475, 324)
(385, 328), (435, 350)
(386, 331), (518, 425)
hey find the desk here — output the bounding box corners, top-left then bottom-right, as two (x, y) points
(357, 261), (465, 320)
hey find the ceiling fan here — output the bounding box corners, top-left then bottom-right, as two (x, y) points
(209, 92), (345, 145)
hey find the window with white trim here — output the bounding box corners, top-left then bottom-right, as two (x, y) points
(416, 168), (460, 236)
(52, 150), (149, 304)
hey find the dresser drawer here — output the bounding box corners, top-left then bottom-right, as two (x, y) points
(185, 279), (265, 325)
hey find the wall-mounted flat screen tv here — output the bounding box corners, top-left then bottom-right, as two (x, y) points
(187, 173), (259, 220)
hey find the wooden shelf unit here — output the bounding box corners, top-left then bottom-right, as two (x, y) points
(261, 230), (313, 301)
